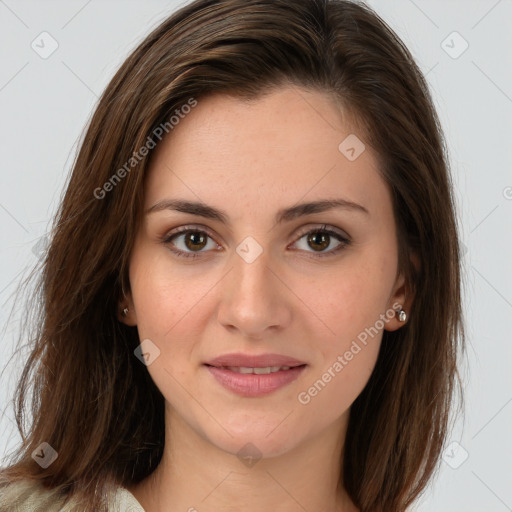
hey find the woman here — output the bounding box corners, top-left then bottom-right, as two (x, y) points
(0, 0), (465, 511)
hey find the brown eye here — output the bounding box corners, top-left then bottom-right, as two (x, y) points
(163, 228), (219, 259)
(163, 224), (350, 260)
(183, 231), (208, 251)
(307, 231), (331, 251)
(292, 226), (350, 257)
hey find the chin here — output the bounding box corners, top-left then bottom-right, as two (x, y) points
(202, 417), (307, 461)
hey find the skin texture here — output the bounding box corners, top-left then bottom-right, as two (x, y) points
(121, 86), (413, 512)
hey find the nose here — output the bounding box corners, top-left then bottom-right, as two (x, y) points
(216, 244), (292, 339)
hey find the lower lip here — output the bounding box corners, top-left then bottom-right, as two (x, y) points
(205, 365), (307, 397)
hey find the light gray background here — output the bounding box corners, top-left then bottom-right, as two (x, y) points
(0, 1), (511, 510)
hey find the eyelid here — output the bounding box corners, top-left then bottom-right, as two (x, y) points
(293, 223), (349, 241)
(162, 224), (221, 246)
(162, 223), (351, 258)
(162, 223), (349, 242)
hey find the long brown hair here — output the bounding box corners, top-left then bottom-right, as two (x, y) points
(0, 1), (465, 511)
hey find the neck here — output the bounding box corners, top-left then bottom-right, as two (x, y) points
(128, 405), (359, 512)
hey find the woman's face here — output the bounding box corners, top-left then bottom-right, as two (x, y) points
(124, 86), (408, 458)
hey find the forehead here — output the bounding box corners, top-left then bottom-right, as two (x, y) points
(144, 86), (391, 224)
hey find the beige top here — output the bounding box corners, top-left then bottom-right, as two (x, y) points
(0, 480), (146, 511)
(112, 488), (146, 511)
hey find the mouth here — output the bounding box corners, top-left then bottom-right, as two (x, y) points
(204, 352), (307, 369)
(204, 363), (307, 397)
(204, 364), (306, 374)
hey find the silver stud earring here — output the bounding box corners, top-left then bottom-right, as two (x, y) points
(398, 309), (407, 322)
(121, 307), (129, 317)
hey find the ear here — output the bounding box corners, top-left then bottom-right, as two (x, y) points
(384, 252), (419, 332)
(117, 291), (138, 326)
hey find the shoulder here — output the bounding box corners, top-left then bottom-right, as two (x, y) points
(0, 479), (145, 512)
(112, 487), (146, 511)
(0, 479), (66, 511)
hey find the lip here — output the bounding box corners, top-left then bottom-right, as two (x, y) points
(205, 365), (307, 397)
(204, 352), (306, 368)
(204, 352), (307, 397)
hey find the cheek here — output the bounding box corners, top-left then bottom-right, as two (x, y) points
(298, 342), (380, 423)
(296, 270), (386, 416)
(129, 247), (209, 340)
(128, 256), (203, 397)
(295, 252), (393, 399)
(297, 256), (392, 345)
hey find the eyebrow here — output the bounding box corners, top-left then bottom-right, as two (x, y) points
(146, 197), (369, 225)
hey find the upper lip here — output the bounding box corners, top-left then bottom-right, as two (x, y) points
(205, 353), (307, 368)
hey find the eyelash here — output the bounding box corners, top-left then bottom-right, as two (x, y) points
(161, 224), (351, 260)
